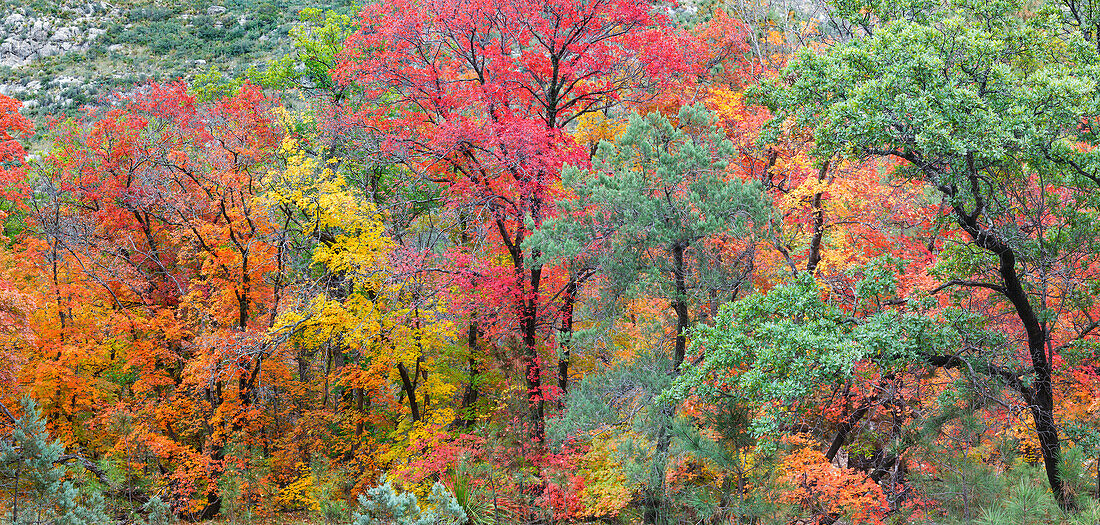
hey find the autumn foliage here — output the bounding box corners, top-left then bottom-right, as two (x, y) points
(2, 0), (1100, 522)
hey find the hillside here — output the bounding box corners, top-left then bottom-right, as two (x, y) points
(0, 0), (351, 133)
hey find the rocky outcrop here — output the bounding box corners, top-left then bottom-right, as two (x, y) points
(0, 2), (118, 68)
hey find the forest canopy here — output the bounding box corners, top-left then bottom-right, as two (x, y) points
(2, 0), (1100, 522)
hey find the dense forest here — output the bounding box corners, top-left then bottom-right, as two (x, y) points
(3, 0), (1100, 522)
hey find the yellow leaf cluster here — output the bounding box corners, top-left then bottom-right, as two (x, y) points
(573, 112), (627, 149)
(576, 435), (633, 518)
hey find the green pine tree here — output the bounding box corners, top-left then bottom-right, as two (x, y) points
(0, 398), (107, 525)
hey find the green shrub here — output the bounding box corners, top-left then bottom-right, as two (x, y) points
(352, 477), (467, 525)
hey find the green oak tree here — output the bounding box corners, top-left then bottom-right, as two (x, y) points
(753, 0), (1100, 507)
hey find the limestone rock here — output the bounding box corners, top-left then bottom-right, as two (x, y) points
(39, 43), (61, 58)
(50, 26), (78, 42)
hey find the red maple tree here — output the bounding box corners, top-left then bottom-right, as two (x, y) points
(338, 0), (703, 444)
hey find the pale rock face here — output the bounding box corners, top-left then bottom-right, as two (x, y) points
(5, 39), (34, 60)
(0, 10), (106, 67)
(50, 26), (78, 42)
(207, 5), (227, 15)
(39, 43), (60, 58)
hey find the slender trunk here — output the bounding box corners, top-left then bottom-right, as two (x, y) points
(322, 346), (331, 410)
(456, 220), (480, 428)
(421, 367), (430, 411)
(558, 274), (578, 408)
(522, 294), (544, 445)
(397, 362), (420, 422)
(672, 241), (690, 370)
(51, 238), (65, 340)
(457, 322), (480, 428)
(825, 374), (891, 462)
(947, 186), (1072, 509)
(646, 243), (692, 525)
(997, 246), (1068, 509)
(333, 346), (344, 416)
(557, 355), (569, 410)
(806, 159), (830, 274)
(526, 211), (546, 445)
(495, 206), (544, 445)
(198, 382), (225, 520)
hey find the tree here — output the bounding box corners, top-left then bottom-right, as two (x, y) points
(537, 105), (769, 372)
(25, 81), (285, 517)
(339, 0), (702, 445)
(264, 135), (457, 456)
(754, 0), (1100, 507)
(534, 105), (768, 522)
(0, 398), (106, 524)
(0, 95), (33, 400)
(0, 95), (31, 204)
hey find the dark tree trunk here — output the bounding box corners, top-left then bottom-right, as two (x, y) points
(825, 374), (892, 462)
(496, 213), (545, 446)
(522, 290), (544, 445)
(645, 242), (693, 524)
(944, 179), (1072, 510)
(397, 361), (420, 422)
(672, 241), (690, 370)
(457, 322), (480, 428)
(806, 159), (830, 274)
(558, 274), (578, 407)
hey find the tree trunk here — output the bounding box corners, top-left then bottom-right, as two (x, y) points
(495, 208), (545, 445)
(672, 241), (690, 370)
(457, 322), (480, 428)
(522, 292), (544, 445)
(397, 361), (420, 422)
(558, 274), (578, 408)
(948, 190), (1072, 509)
(806, 159), (830, 274)
(645, 242), (692, 524)
(825, 374), (891, 462)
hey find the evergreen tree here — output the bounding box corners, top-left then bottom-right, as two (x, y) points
(534, 104), (770, 523)
(0, 398), (106, 525)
